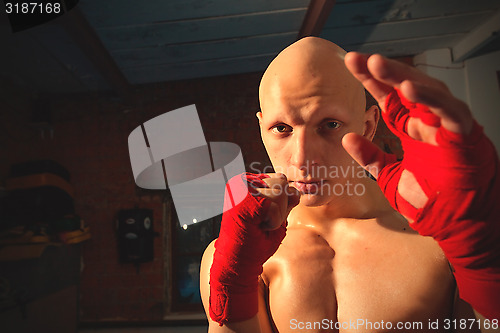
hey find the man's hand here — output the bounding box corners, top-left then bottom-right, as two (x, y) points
(344, 52), (473, 135)
(255, 173), (300, 230)
(342, 52), (476, 220)
(209, 173), (299, 326)
(342, 53), (500, 321)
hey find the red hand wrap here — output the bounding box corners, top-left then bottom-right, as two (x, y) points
(209, 173), (287, 325)
(377, 89), (500, 319)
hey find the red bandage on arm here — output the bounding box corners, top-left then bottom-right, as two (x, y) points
(209, 173), (286, 326)
(377, 89), (500, 319)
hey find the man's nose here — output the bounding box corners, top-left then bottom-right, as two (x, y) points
(290, 131), (317, 174)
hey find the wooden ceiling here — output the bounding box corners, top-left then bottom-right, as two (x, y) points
(1, 0), (499, 98)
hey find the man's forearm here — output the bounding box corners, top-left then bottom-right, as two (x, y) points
(377, 91), (500, 319)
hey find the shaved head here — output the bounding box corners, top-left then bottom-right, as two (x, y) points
(256, 37), (380, 207)
(259, 37), (366, 115)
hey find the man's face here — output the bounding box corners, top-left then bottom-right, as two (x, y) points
(257, 67), (369, 207)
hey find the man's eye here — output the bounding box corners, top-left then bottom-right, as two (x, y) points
(325, 121), (340, 129)
(272, 125), (291, 133)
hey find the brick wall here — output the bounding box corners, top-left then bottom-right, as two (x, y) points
(0, 72), (270, 323)
(0, 71), (400, 324)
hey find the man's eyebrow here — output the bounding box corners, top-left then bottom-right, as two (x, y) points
(317, 115), (345, 125)
(262, 112), (294, 125)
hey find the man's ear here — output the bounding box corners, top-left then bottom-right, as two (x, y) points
(256, 111), (263, 125)
(363, 105), (380, 141)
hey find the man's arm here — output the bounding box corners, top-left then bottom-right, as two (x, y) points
(200, 239), (274, 333)
(343, 52), (500, 320)
(200, 173), (299, 331)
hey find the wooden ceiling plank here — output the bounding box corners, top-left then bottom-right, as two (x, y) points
(452, 10), (500, 62)
(322, 11), (489, 47)
(344, 34), (465, 57)
(297, 0), (336, 38)
(58, 8), (132, 98)
(124, 53), (278, 84)
(112, 33), (297, 69)
(324, 0), (500, 29)
(97, 9), (306, 50)
(80, 0), (310, 28)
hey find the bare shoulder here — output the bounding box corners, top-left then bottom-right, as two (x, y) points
(200, 239), (216, 318)
(373, 210), (444, 253)
(373, 210), (452, 277)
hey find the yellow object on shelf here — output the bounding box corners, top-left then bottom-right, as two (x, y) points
(58, 226), (91, 244)
(0, 243), (60, 261)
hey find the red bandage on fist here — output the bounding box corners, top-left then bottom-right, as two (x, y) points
(209, 173), (287, 325)
(377, 89), (500, 319)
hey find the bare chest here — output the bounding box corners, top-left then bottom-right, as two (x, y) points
(262, 223), (455, 332)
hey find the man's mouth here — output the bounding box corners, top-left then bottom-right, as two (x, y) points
(290, 180), (325, 193)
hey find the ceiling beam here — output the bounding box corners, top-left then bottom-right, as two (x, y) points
(58, 7), (133, 99)
(452, 9), (500, 63)
(297, 0), (336, 39)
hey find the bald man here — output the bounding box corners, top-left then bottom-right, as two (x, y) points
(200, 37), (500, 332)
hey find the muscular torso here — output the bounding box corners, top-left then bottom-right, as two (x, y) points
(261, 212), (456, 333)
